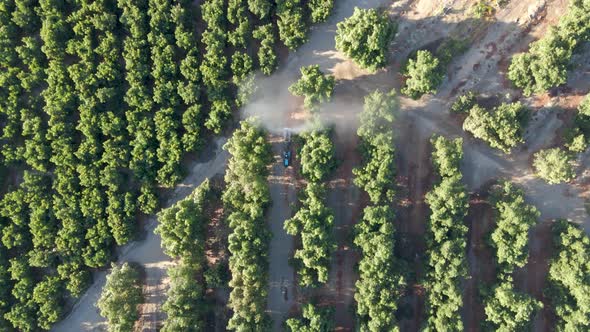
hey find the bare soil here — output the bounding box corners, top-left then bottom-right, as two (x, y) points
(463, 192), (496, 332)
(395, 114), (433, 332)
(316, 129), (362, 331)
(513, 221), (556, 332)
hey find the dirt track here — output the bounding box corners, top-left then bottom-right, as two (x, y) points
(395, 113), (432, 332)
(265, 135), (298, 331)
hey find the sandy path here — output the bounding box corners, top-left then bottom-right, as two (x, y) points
(51, 138), (229, 332)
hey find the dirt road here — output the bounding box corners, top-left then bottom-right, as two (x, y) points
(265, 135), (298, 331)
(463, 194), (496, 331)
(323, 124), (362, 331)
(51, 138), (229, 332)
(395, 113), (432, 332)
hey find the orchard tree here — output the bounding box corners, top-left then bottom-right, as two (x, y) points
(276, 0), (308, 50)
(463, 102), (528, 153)
(155, 179), (211, 259)
(286, 303), (334, 332)
(547, 220), (590, 331)
(253, 23), (278, 75)
(308, 0), (334, 23)
(354, 89), (398, 204)
(161, 260), (205, 332)
(533, 148), (574, 184)
(33, 276), (64, 330)
(299, 130), (336, 182)
(248, 0), (271, 19)
(285, 182), (336, 287)
(402, 50), (443, 99)
(490, 181), (539, 272)
(354, 205), (406, 331)
(97, 263), (142, 332)
(508, 33), (570, 96)
(424, 135), (469, 331)
(579, 94), (590, 116)
(507, 0), (590, 95)
(223, 119), (272, 331)
(430, 135), (463, 178)
(335, 7), (396, 72)
(484, 279), (543, 331)
(289, 65), (335, 112)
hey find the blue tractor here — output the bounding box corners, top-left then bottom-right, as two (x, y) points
(283, 128), (292, 167)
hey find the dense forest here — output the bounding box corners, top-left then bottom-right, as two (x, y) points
(0, 0), (333, 329)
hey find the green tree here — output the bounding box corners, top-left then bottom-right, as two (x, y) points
(335, 7), (396, 71)
(253, 23), (278, 75)
(223, 119), (272, 331)
(286, 303), (334, 331)
(353, 89), (398, 204)
(533, 148), (574, 184)
(424, 136), (468, 331)
(156, 179), (212, 259)
(308, 0), (333, 23)
(354, 206), (406, 332)
(289, 65), (335, 112)
(97, 263), (142, 332)
(579, 94), (590, 117)
(248, 0), (271, 19)
(463, 102), (528, 153)
(402, 50), (443, 99)
(547, 220), (590, 331)
(33, 276), (64, 330)
(430, 136), (463, 178)
(490, 181), (539, 272)
(276, 0), (308, 50)
(507, 0), (590, 95)
(299, 130), (336, 182)
(484, 279), (543, 332)
(161, 260), (205, 332)
(285, 182), (335, 287)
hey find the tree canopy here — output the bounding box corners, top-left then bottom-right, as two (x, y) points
(335, 7), (396, 72)
(286, 128), (336, 287)
(463, 102), (528, 153)
(490, 181), (539, 272)
(424, 135), (468, 331)
(484, 278), (543, 332)
(155, 179), (212, 259)
(223, 119), (272, 330)
(289, 65), (335, 112)
(402, 50), (443, 99)
(533, 148), (574, 184)
(354, 89), (399, 204)
(97, 263), (142, 332)
(507, 0), (590, 95)
(547, 220), (590, 331)
(286, 303), (334, 332)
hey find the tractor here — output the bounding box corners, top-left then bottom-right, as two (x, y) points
(283, 128), (292, 167)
